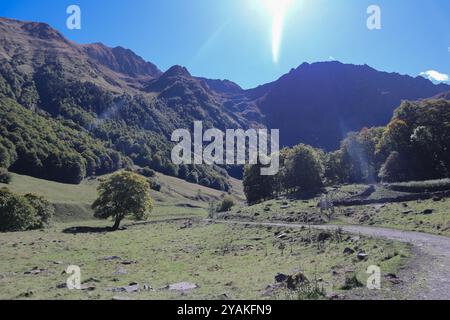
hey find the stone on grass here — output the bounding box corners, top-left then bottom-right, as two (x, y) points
(168, 282), (198, 291)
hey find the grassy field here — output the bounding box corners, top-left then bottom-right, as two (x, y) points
(336, 198), (450, 237)
(0, 219), (410, 300)
(221, 184), (450, 237)
(0, 172), (244, 222)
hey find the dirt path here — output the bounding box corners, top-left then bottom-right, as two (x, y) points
(214, 220), (450, 300)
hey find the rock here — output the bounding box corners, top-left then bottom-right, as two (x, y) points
(52, 261), (64, 265)
(343, 247), (355, 255)
(113, 268), (128, 276)
(110, 282), (140, 293)
(254, 213), (260, 217)
(217, 293), (231, 300)
(280, 205), (290, 209)
(350, 236), (361, 242)
(112, 296), (130, 301)
(433, 197), (442, 202)
(326, 292), (345, 300)
(142, 284), (153, 291)
(168, 282), (198, 291)
(103, 256), (122, 261)
(275, 273), (288, 283)
(121, 260), (137, 265)
(385, 273), (402, 285)
(402, 210), (414, 215)
(422, 209), (435, 215)
(24, 267), (47, 275)
(277, 233), (288, 240)
(286, 272), (309, 290)
(317, 232), (332, 242)
(80, 284), (96, 291)
(17, 290), (34, 298)
(357, 251), (369, 261)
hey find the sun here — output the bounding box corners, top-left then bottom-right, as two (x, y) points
(264, 0), (293, 64)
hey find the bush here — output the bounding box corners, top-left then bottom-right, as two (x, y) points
(379, 151), (409, 182)
(0, 188), (54, 232)
(138, 167), (156, 178)
(0, 167), (11, 184)
(149, 178), (162, 192)
(0, 189), (37, 232)
(217, 196), (235, 213)
(24, 194), (54, 228)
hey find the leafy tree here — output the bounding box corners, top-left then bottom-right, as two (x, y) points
(92, 171), (153, 230)
(243, 163), (275, 204)
(284, 144), (324, 195)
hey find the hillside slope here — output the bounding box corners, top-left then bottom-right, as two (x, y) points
(0, 172), (244, 222)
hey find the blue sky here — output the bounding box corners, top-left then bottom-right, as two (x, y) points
(0, 0), (449, 88)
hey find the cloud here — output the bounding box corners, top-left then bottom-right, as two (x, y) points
(328, 56), (336, 61)
(419, 70), (449, 82)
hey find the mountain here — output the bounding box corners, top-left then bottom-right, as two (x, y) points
(244, 61), (450, 150)
(0, 17), (238, 190)
(0, 17), (449, 187)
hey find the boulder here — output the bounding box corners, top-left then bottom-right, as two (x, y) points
(168, 282), (198, 291)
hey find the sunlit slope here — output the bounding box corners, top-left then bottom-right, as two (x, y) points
(0, 173), (245, 222)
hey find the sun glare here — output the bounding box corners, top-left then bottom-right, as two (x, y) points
(264, 0), (293, 64)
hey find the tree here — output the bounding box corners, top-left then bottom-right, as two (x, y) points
(217, 196), (235, 212)
(92, 171), (153, 230)
(379, 151), (409, 182)
(284, 144), (324, 195)
(243, 163), (275, 205)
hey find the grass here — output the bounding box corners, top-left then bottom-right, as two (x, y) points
(0, 219), (410, 300)
(0, 172), (245, 223)
(222, 184), (450, 237)
(337, 198), (450, 237)
(386, 179), (450, 193)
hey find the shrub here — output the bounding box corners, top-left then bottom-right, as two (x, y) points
(0, 167), (11, 184)
(24, 194), (54, 228)
(149, 178), (162, 192)
(0, 189), (54, 232)
(0, 188), (39, 232)
(217, 196), (235, 213)
(138, 167), (156, 178)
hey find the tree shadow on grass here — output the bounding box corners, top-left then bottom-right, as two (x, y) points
(62, 226), (119, 234)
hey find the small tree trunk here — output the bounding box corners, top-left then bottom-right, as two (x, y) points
(112, 216), (122, 231)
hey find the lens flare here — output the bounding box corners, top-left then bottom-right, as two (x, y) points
(264, 0), (293, 63)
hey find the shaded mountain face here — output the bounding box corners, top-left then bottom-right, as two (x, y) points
(250, 62), (450, 150)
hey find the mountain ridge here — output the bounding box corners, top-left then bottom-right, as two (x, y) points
(1, 16), (449, 187)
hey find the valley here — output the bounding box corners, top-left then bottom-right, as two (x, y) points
(0, 15), (449, 301)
